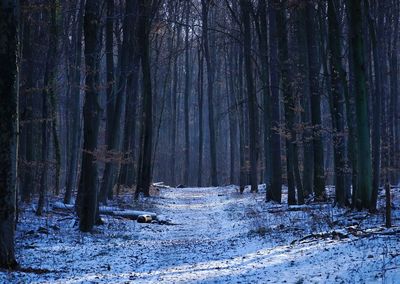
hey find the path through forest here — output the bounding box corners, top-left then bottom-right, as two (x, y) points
(1, 186), (400, 283)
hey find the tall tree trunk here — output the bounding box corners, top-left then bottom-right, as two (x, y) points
(328, 0), (346, 206)
(37, 0), (58, 215)
(0, 0), (18, 268)
(276, 0), (298, 205)
(227, 46), (238, 185)
(367, 0), (383, 210)
(100, 0), (136, 202)
(267, 0), (282, 203)
(202, 0), (218, 186)
(328, 0), (347, 206)
(197, 43), (204, 187)
(296, 2), (313, 202)
(170, 24), (181, 186)
(64, 0), (84, 204)
(349, 0), (373, 209)
(240, 0), (259, 193)
(306, 2), (325, 200)
(118, 54), (140, 188)
(99, 0), (115, 200)
(135, 0), (153, 198)
(183, 2), (191, 186)
(20, 5), (33, 203)
(77, 0), (101, 232)
(257, 0), (271, 190)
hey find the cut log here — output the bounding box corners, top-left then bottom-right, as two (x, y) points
(53, 202), (74, 210)
(53, 202), (157, 220)
(152, 182), (171, 189)
(111, 210), (157, 220)
(137, 215), (153, 223)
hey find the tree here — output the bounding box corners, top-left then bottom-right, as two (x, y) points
(327, 0), (347, 206)
(349, 0), (373, 209)
(276, 0), (302, 205)
(266, 0), (282, 203)
(202, 0), (218, 186)
(240, 0), (259, 193)
(100, 0), (137, 202)
(0, 0), (18, 268)
(37, 0), (58, 215)
(135, 0), (154, 198)
(183, 1), (191, 186)
(64, 0), (84, 204)
(77, 0), (101, 232)
(306, 1), (325, 200)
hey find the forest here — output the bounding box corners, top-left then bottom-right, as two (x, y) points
(0, 0), (399, 282)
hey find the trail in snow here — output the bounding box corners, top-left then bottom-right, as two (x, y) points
(1, 186), (399, 283)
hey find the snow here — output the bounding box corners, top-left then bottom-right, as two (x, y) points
(1, 186), (399, 283)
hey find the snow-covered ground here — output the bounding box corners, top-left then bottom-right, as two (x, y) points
(1, 185), (400, 283)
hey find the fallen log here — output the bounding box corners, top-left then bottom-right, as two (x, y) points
(52, 202), (157, 220)
(110, 210), (157, 220)
(290, 230), (349, 245)
(152, 182), (171, 189)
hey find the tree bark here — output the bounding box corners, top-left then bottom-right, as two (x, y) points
(240, 0), (259, 193)
(267, 0), (282, 203)
(328, 0), (347, 206)
(77, 0), (101, 232)
(276, 0), (299, 205)
(306, 2), (325, 200)
(183, 1), (191, 186)
(0, 0), (18, 268)
(349, 0), (373, 209)
(64, 0), (84, 204)
(202, 0), (218, 186)
(135, 0), (153, 198)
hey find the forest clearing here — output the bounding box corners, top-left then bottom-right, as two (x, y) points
(1, 185), (399, 283)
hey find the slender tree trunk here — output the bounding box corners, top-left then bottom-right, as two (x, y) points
(135, 0), (153, 198)
(240, 0), (258, 193)
(202, 0), (218, 186)
(257, 0), (271, 190)
(170, 25), (181, 186)
(64, 0), (84, 204)
(183, 2), (191, 186)
(100, 0), (136, 202)
(20, 7), (33, 202)
(197, 43), (204, 187)
(328, 0), (347, 206)
(296, 3), (313, 201)
(0, 0), (18, 268)
(306, 2), (325, 200)
(118, 54), (140, 188)
(267, 0), (282, 203)
(276, 0), (297, 205)
(37, 0), (57, 215)
(367, 0), (382, 210)
(227, 46), (237, 185)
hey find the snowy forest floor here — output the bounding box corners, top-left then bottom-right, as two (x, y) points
(1, 185), (400, 283)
